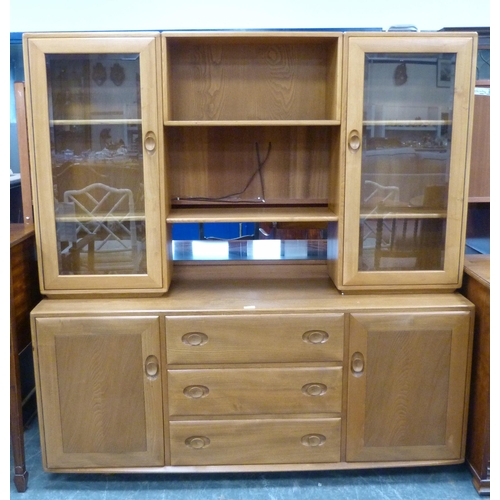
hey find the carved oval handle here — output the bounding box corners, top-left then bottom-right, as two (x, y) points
(182, 332), (208, 347)
(302, 330), (329, 345)
(348, 130), (361, 152)
(301, 434), (326, 447)
(183, 385), (210, 399)
(351, 351), (365, 375)
(185, 436), (210, 449)
(144, 355), (159, 379)
(144, 131), (156, 154)
(302, 383), (327, 397)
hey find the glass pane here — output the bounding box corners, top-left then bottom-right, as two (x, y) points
(171, 222), (328, 261)
(359, 53), (455, 272)
(47, 53), (147, 275)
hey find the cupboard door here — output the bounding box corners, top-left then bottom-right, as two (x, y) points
(33, 316), (164, 469)
(24, 33), (165, 293)
(347, 311), (472, 462)
(341, 34), (476, 290)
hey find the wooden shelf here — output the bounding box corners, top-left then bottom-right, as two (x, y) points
(165, 120), (341, 127)
(51, 119), (141, 126)
(364, 120), (452, 127)
(167, 206), (338, 223)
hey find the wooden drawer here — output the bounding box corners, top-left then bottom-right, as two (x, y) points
(170, 418), (341, 465)
(166, 314), (344, 364)
(168, 367), (342, 416)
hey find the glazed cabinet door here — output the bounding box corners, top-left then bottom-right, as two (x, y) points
(23, 33), (166, 294)
(32, 316), (164, 469)
(346, 311), (472, 462)
(341, 33), (477, 291)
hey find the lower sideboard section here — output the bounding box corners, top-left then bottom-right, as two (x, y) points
(30, 287), (474, 473)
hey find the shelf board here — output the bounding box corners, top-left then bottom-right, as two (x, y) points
(167, 206), (338, 223)
(360, 209), (447, 220)
(51, 119), (141, 126)
(164, 120), (341, 127)
(363, 120), (451, 127)
(55, 213), (145, 223)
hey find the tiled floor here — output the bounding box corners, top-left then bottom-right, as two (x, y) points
(11, 417), (483, 499)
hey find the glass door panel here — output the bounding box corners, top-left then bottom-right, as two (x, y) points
(360, 52), (455, 272)
(343, 35), (475, 289)
(25, 35), (164, 292)
(47, 53), (146, 276)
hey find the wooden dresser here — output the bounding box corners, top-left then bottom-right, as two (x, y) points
(462, 254), (490, 494)
(10, 224), (41, 492)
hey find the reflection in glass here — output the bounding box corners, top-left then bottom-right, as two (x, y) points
(359, 53), (456, 272)
(171, 222), (329, 261)
(46, 53), (147, 275)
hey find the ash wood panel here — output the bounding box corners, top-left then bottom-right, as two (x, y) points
(168, 367), (342, 417)
(167, 126), (335, 205)
(166, 314), (343, 364)
(346, 311), (472, 462)
(167, 206), (338, 223)
(166, 39), (339, 121)
(33, 316), (164, 468)
(170, 418), (341, 465)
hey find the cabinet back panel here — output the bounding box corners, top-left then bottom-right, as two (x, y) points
(167, 40), (338, 121)
(167, 126), (336, 206)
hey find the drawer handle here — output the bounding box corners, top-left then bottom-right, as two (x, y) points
(302, 383), (327, 396)
(185, 436), (211, 449)
(182, 332), (208, 347)
(302, 330), (329, 344)
(351, 352), (365, 375)
(301, 434), (326, 447)
(183, 385), (210, 399)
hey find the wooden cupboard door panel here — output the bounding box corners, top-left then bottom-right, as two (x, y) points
(166, 314), (344, 364)
(346, 311), (472, 462)
(34, 316), (164, 469)
(168, 367), (342, 416)
(170, 418), (341, 465)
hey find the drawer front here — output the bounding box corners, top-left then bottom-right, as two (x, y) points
(166, 314), (344, 364)
(168, 367), (342, 416)
(170, 418), (341, 465)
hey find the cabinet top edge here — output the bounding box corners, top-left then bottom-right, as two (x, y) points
(22, 31), (161, 40)
(344, 31), (478, 39)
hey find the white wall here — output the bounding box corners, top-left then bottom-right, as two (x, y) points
(10, 0), (490, 33)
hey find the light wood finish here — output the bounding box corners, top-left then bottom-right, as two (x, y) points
(346, 311), (473, 462)
(162, 33), (342, 122)
(166, 314), (343, 364)
(462, 255), (490, 494)
(32, 316), (164, 468)
(170, 418), (341, 466)
(340, 33), (477, 291)
(167, 125), (337, 207)
(168, 367), (342, 416)
(468, 94), (490, 202)
(23, 33), (167, 295)
(29, 270), (474, 471)
(24, 31), (477, 477)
